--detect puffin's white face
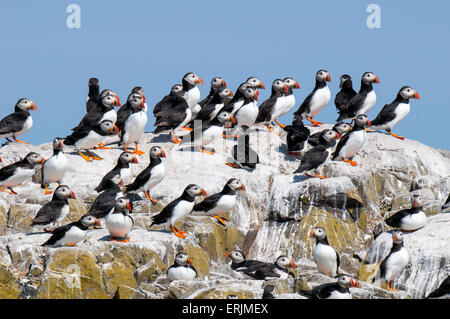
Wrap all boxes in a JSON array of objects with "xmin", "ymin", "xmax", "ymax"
[
  {"xmin": 393, "ymin": 231, "xmax": 404, "ymax": 244},
  {"xmin": 219, "ymin": 88, "xmax": 233, "ymax": 99},
  {"xmin": 99, "ymin": 120, "xmax": 119, "ymax": 134},
  {"xmin": 399, "ymin": 86, "xmax": 420, "ymax": 100},
  {"xmin": 354, "ymin": 114, "xmax": 371, "ymax": 128},
  {"xmin": 283, "ymin": 77, "xmax": 300, "ymax": 89},
  {"xmin": 80, "ymin": 215, "xmax": 100, "ymax": 227},
  {"xmin": 54, "ymin": 185, "xmax": 76, "ymax": 200},
  {"xmin": 227, "ymin": 178, "xmax": 246, "ymax": 191},
  {"xmin": 309, "ymin": 227, "xmax": 326, "ymax": 240},
  {"xmin": 338, "ymin": 275, "xmax": 361, "ymax": 288},
  {"xmin": 275, "ymin": 256, "xmax": 297, "ymax": 269},
  {"xmin": 273, "ymin": 79, "xmax": 288, "ymax": 93},
  {"xmin": 115, "ymin": 197, "xmax": 131, "ymax": 212},
  {"xmin": 16, "ymin": 98, "xmax": 37, "ymax": 111},
  {"xmin": 171, "ymin": 84, "xmax": 184, "ymax": 96},
  {"xmin": 334, "ymin": 123, "xmax": 352, "ymax": 135},
  {"xmin": 174, "ymin": 252, "xmax": 192, "ymax": 266},
  {"xmin": 119, "ymin": 152, "xmax": 138, "ymax": 164},
  {"xmin": 323, "ymin": 130, "xmax": 339, "ymax": 142},
  {"xmin": 100, "ymin": 89, "xmax": 114, "ymax": 99},
  {"xmin": 316, "ymin": 70, "xmax": 331, "ymax": 82},
  {"xmin": 242, "ymin": 87, "xmax": 257, "ymax": 101},
  {"xmin": 149, "ymin": 146, "xmax": 166, "ymax": 159},
  {"xmin": 186, "ymin": 184, "xmax": 206, "ymax": 197},
  {"xmin": 362, "ymin": 72, "xmax": 380, "ymax": 84},
  {"xmin": 211, "ymin": 77, "xmax": 226, "ymax": 89},
  {"xmin": 102, "ymin": 94, "xmax": 119, "ymax": 107},
  {"xmin": 128, "ymin": 93, "xmax": 145, "ymax": 109},
  {"xmin": 52, "ymin": 138, "xmax": 64, "ymax": 151},
  {"xmin": 226, "ymin": 251, "xmax": 245, "ymax": 263},
  {"xmin": 217, "ymin": 111, "xmax": 236, "ymax": 124},
  {"xmin": 184, "ymin": 73, "xmax": 203, "ymax": 85},
  {"xmin": 26, "ymin": 152, "xmax": 45, "ymax": 165},
  {"xmin": 246, "ymin": 77, "xmax": 265, "ymax": 89}
]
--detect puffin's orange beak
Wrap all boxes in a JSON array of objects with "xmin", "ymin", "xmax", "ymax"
[
  {"xmin": 367, "ymin": 119, "xmax": 372, "ymax": 127},
  {"xmin": 373, "ymin": 75, "xmax": 380, "ymax": 83},
  {"xmin": 221, "ymin": 79, "xmax": 227, "ymax": 87},
  {"xmin": 225, "ymin": 251, "xmax": 232, "ymax": 257},
  {"xmin": 259, "ymin": 81, "xmax": 265, "ymax": 89},
  {"xmin": 231, "ymin": 115, "xmax": 236, "ymax": 124},
  {"xmin": 326, "ymin": 74, "xmax": 331, "ymax": 82},
  {"xmin": 95, "ymin": 219, "xmax": 101, "ymax": 227},
  {"xmin": 160, "ymin": 150, "xmax": 166, "ymax": 158},
  {"xmin": 0, "ymin": 158, "xmax": 2, "ymax": 163},
  {"xmin": 201, "ymin": 188, "xmax": 207, "ymax": 196},
  {"xmin": 69, "ymin": 191, "xmax": 76, "ymax": 199},
  {"xmin": 240, "ymin": 184, "xmax": 246, "ymax": 191},
  {"xmin": 131, "ymin": 156, "xmax": 138, "ymax": 164},
  {"xmin": 290, "ymin": 260, "xmax": 297, "ymax": 268},
  {"xmin": 41, "ymin": 157, "xmax": 46, "ymax": 165},
  {"xmin": 127, "ymin": 202, "xmax": 132, "ymax": 211},
  {"xmin": 112, "ymin": 124, "xmax": 119, "ymax": 133},
  {"xmin": 29, "ymin": 102, "xmax": 38, "ymax": 111},
  {"xmin": 413, "ymin": 91, "xmax": 420, "ymax": 99},
  {"xmin": 309, "ymin": 230, "xmax": 315, "ymax": 238},
  {"xmin": 294, "ymin": 81, "xmax": 300, "ymax": 89},
  {"xmin": 188, "ymin": 257, "xmax": 193, "ymax": 265},
  {"xmin": 196, "ymin": 77, "xmax": 204, "ymax": 85}
]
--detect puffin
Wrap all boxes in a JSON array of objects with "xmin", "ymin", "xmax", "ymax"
[
  {"xmin": 283, "ymin": 118, "xmax": 310, "ymax": 156},
  {"xmin": 179, "ymin": 111, "xmax": 236, "ymax": 155},
  {"xmin": 95, "ymin": 151, "xmax": 138, "ymax": 193},
  {"xmin": 226, "ymin": 126, "xmax": 260, "ymax": 169},
  {"xmin": 276, "ymin": 77, "xmax": 301, "ymax": 128},
  {"xmin": 425, "ymin": 276, "xmax": 450, "ymax": 299},
  {"xmin": 192, "ymin": 178, "xmax": 246, "ymax": 225},
  {"xmin": 337, "ymin": 72, "xmax": 380, "ymax": 121},
  {"xmin": 105, "ymin": 197, "xmax": 134, "ymax": 242},
  {"xmin": 199, "ymin": 77, "xmax": 227, "ymax": 107},
  {"xmin": 373, "ymin": 231, "xmax": 408, "ymax": 291},
  {"xmin": 148, "ymin": 184, "xmax": 206, "ymax": 238},
  {"xmin": 153, "ymin": 84, "xmax": 184, "ymax": 118},
  {"xmin": 307, "ymin": 122, "xmax": 351, "ymax": 147},
  {"xmin": 31, "ymin": 185, "xmax": 76, "ymax": 232},
  {"xmin": 0, "ymin": 152, "xmax": 45, "ymax": 195},
  {"xmin": 294, "ymin": 130, "xmax": 339, "ymax": 179},
  {"xmin": 293, "ymin": 70, "xmax": 332, "ymax": 126},
  {"xmin": 85, "ymin": 77, "xmax": 100, "ymax": 113},
  {"xmin": 255, "ymin": 79, "xmax": 288, "ymax": 133},
  {"xmin": 370, "ymin": 86, "xmax": 420, "ymax": 140},
  {"xmin": 192, "ymin": 88, "xmax": 234, "ymax": 123},
  {"xmin": 442, "ymin": 194, "xmax": 450, "ymax": 211},
  {"xmin": 167, "ymin": 252, "xmax": 197, "ymax": 281},
  {"xmin": 225, "ymin": 250, "xmax": 267, "ymax": 279},
  {"xmin": 125, "ymin": 146, "xmax": 166, "ymax": 203},
  {"xmin": 41, "ymin": 137, "xmax": 68, "ymax": 194},
  {"xmin": 117, "ymin": 92, "xmax": 148, "ymax": 155},
  {"xmin": 309, "ymin": 227, "xmax": 340, "ymax": 277},
  {"xmin": 63, "ymin": 119, "xmax": 119, "ymax": 162},
  {"xmin": 384, "ymin": 194, "xmax": 427, "ymax": 231},
  {"xmin": 85, "ymin": 175, "xmax": 124, "ymax": 225},
  {"xmin": 299, "ymin": 275, "xmax": 361, "ymax": 299},
  {"xmin": 130, "ymin": 86, "xmax": 147, "ymax": 112},
  {"xmin": 231, "ymin": 86, "xmax": 259, "ymax": 132},
  {"xmin": 221, "ymin": 77, "xmax": 264, "ymax": 116},
  {"xmin": 41, "ymin": 215, "xmax": 100, "ymax": 247},
  {"xmin": 153, "ymin": 87, "xmax": 192, "ymax": 144},
  {"xmin": 332, "ymin": 114, "xmax": 371, "ymax": 166},
  {"xmin": 0, "ymin": 98, "xmax": 38, "ymax": 144},
  {"xmin": 238, "ymin": 255, "xmax": 297, "ymax": 280},
  {"xmin": 182, "ymin": 72, "xmax": 204, "ymax": 118},
  {"xmin": 262, "ymin": 285, "xmax": 276, "ymax": 299},
  {"xmin": 334, "ymin": 74, "xmax": 357, "ymax": 113}
]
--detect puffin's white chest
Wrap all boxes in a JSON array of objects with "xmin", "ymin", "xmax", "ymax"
[
  {"xmin": 235, "ymin": 101, "xmax": 258, "ymax": 127},
  {"xmin": 54, "ymin": 226, "xmax": 87, "ymax": 246},
  {"xmin": 327, "ymin": 290, "xmax": 352, "ymax": 299},
  {"xmin": 169, "ymin": 200, "xmax": 195, "ymax": 224},
  {"xmin": 123, "ymin": 111, "xmax": 148, "ymax": 144},
  {"xmin": 186, "ymin": 87, "xmax": 201, "ymax": 109},
  {"xmin": 101, "ymin": 109, "xmax": 117, "ymax": 124},
  {"xmin": 230, "ymin": 100, "xmax": 245, "ymax": 115},
  {"xmin": 43, "ymin": 152, "xmax": 68, "ymax": 184},
  {"xmin": 199, "ymin": 125, "xmax": 223, "ymax": 146},
  {"xmin": 313, "ymin": 243, "xmax": 338, "ymax": 277},
  {"xmin": 167, "ymin": 266, "xmax": 196, "ymax": 281},
  {"xmin": 358, "ymin": 90, "xmax": 377, "ymax": 115},
  {"xmin": 75, "ymin": 130, "xmax": 105, "ymax": 150},
  {"xmin": 337, "ymin": 129, "xmax": 367, "ymax": 160},
  {"xmin": 1, "ymin": 167, "xmax": 35, "ymax": 187},
  {"xmin": 308, "ymin": 86, "xmax": 331, "ymax": 117},
  {"xmin": 174, "ymin": 108, "xmax": 192, "ymax": 132},
  {"xmin": 105, "ymin": 212, "xmax": 134, "ymax": 238},
  {"xmin": 206, "ymin": 194, "xmax": 237, "ymax": 215},
  {"xmin": 279, "ymin": 94, "xmax": 295, "ymax": 117},
  {"xmin": 142, "ymin": 163, "xmax": 165, "ymax": 191},
  {"xmin": 15, "ymin": 116, "xmax": 33, "ymax": 137},
  {"xmin": 400, "ymin": 211, "xmax": 427, "ymax": 231},
  {"xmin": 390, "ymin": 103, "xmax": 410, "ymax": 127},
  {"xmin": 384, "ymin": 248, "xmax": 408, "ymax": 282}
]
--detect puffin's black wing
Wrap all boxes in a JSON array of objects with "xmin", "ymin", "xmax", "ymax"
[
  {"xmin": 244, "ymin": 264, "xmax": 280, "ymax": 280},
  {"xmin": 255, "ymin": 97, "xmax": 276, "ymax": 123},
  {"xmin": 334, "ymin": 90, "xmax": 356, "ymax": 112},
  {"xmin": 295, "ymin": 147, "xmax": 328, "ymax": 173},
  {"xmin": 125, "ymin": 166, "xmax": 151, "ymax": 193},
  {"xmin": 337, "ymin": 94, "xmax": 365, "ymax": 119},
  {"xmin": 331, "ymin": 132, "xmax": 351, "ymax": 160},
  {"xmin": 63, "ymin": 127, "xmax": 91, "ymax": 146},
  {"xmin": 384, "ymin": 209, "xmax": 411, "ymax": 228},
  {"xmin": 425, "ymin": 276, "xmax": 450, "ymax": 299},
  {"xmin": 0, "ymin": 112, "xmax": 28, "ymax": 134},
  {"xmin": 0, "ymin": 164, "xmax": 20, "ymax": 182},
  {"xmin": 41, "ymin": 223, "xmax": 74, "ymax": 246},
  {"xmin": 95, "ymin": 168, "xmax": 121, "ymax": 192},
  {"xmin": 192, "ymin": 193, "xmax": 222, "ymax": 212},
  {"xmin": 31, "ymin": 201, "xmax": 66, "ymax": 225},
  {"xmin": 294, "ymin": 91, "xmax": 315, "ymax": 118},
  {"xmin": 307, "ymin": 131, "xmax": 322, "ymax": 147},
  {"xmin": 150, "ymin": 198, "xmax": 183, "ymax": 226},
  {"xmin": 371, "ymin": 102, "xmax": 398, "ymax": 127},
  {"xmin": 87, "ymin": 190, "xmax": 118, "ymax": 218},
  {"xmin": 153, "ymin": 94, "xmax": 176, "ymax": 116},
  {"xmin": 72, "ymin": 110, "xmax": 105, "ymax": 131},
  {"xmin": 301, "ymin": 282, "xmax": 340, "ymax": 299},
  {"xmin": 116, "ymin": 104, "xmax": 132, "ymax": 132},
  {"xmin": 154, "ymin": 103, "xmax": 189, "ymax": 132}
]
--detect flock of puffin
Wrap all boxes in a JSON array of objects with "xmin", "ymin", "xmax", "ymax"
[{"xmin": 0, "ymin": 70, "xmax": 448, "ymax": 299}]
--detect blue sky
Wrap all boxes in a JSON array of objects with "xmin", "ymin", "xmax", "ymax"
[{"xmin": 0, "ymin": 0, "xmax": 449, "ymax": 149}]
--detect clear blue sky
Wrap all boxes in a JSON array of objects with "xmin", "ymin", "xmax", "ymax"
[{"xmin": 0, "ymin": 0, "xmax": 449, "ymax": 149}]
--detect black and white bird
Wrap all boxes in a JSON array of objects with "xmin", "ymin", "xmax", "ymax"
[
  {"xmin": 0, "ymin": 152, "xmax": 45, "ymax": 195},
  {"xmin": 105, "ymin": 197, "xmax": 134, "ymax": 243},
  {"xmin": 283, "ymin": 118, "xmax": 310, "ymax": 156},
  {"xmin": 385, "ymin": 194, "xmax": 427, "ymax": 231},
  {"xmin": 294, "ymin": 130, "xmax": 339, "ymax": 179},
  {"xmin": 125, "ymin": 146, "xmax": 166, "ymax": 203},
  {"xmin": 182, "ymin": 72, "xmax": 204, "ymax": 118},
  {"xmin": 0, "ymin": 98, "xmax": 38, "ymax": 144},
  {"xmin": 332, "ymin": 114, "xmax": 371, "ymax": 166},
  {"xmin": 337, "ymin": 72, "xmax": 380, "ymax": 121},
  {"xmin": 41, "ymin": 138, "xmax": 68, "ymax": 195},
  {"xmin": 85, "ymin": 175, "xmax": 124, "ymax": 225},
  {"xmin": 255, "ymin": 79, "xmax": 288, "ymax": 133},
  {"xmin": 193, "ymin": 88, "xmax": 234, "ymax": 123},
  {"xmin": 237, "ymin": 255, "xmax": 297, "ymax": 280},
  {"xmin": 225, "ymin": 250, "xmax": 267, "ymax": 279},
  {"xmin": 148, "ymin": 184, "xmax": 206, "ymax": 239},
  {"xmin": 442, "ymin": 194, "xmax": 450, "ymax": 211},
  {"xmin": 221, "ymin": 77, "xmax": 265, "ymax": 116},
  {"xmin": 179, "ymin": 111, "xmax": 236, "ymax": 154},
  {"xmin": 370, "ymin": 86, "xmax": 420, "ymax": 140},
  {"xmin": 192, "ymin": 178, "xmax": 246, "ymax": 226},
  {"xmin": 307, "ymin": 122, "xmax": 351, "ymax": 148},
  {"xmin": 425, "ymin": 276, "xmax": 450, "ymax": 299},
  {"xmin": 167, "ymin": 252, "xmax": 197, "ymax": 281},
  {"xmin": 199, "ymin": 77, "xmax": 227, "ymax": 107},
  {"xmin": 63, "ymin": 120, "xmax": 119, "ymax": 162},
  {"xmin": 231, "ymin": 87, "xmax": 259, "ymax": 133},
  {"xmin": 85, "ymin": 77, "xmax": 100, "ymax": 113},
  {"xmin": 276, "ymin": 77, "xmax": 301, "ymax": 128},
  {"xmin": 31, "ymin": 185, "xmax": 76, "ymax": 232},
  {"xmin": 334, "ymin": 74, "xmax": 357, "ymax": 113},
  {"xmin": 373, "ymin": 231, "xmax": 408, "ymax": 291},
  {"xmin": 293, "ymin": 70, "xmax": 332, "ymax": 126},
  {"xmin": 95, "ymin": 151, "xmax": 138, "ymax": 193},
  {"xmin": 226, "ymin": 126, "xmax": 259, "ymax": 169},
  {"xmin": 309, "ymin": 227, "xmax": 340, "ymax": 277},
  {"xmin": 41, "ymin": 215, "xmax": 100, "ymax": 247},
  {"xmin": 117, "ymin": 92, "xmax": 148, "ymax": 155},
  {"xmin": 153, "ymin": 84, "xmax": 184, "ymax": 118},
  {"xmin": 299, "ymin": 275, "xmax": 361, "ymax": 299}
]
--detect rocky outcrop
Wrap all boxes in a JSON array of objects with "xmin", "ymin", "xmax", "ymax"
[{"xmin": 0, "ymin": 125, "xmax": 448, "ymax": 299}]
